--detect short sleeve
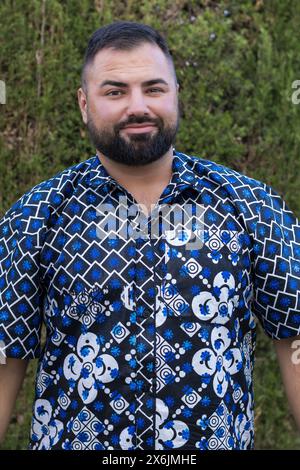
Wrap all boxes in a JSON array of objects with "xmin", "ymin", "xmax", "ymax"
[
  {"xmin": 251, "ymin": 185, "xmax": 300, "ymax": 339},
  {"xmin": 0, "ymin": 199, "xmax": 44, "ymax": 359}
]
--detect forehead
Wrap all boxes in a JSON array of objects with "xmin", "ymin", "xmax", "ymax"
[{"xmin": 87, "ymin": 43, "xmax": 173, "ymax": 83}]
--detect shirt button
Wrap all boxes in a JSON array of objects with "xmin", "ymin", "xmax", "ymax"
[
  {"xmin": 143, "ymin": 308, "xmax": 152, "ymax": 318},
  {"xmin": 142, "ymin": 381, "xmax": 152, "ymax": 392}
]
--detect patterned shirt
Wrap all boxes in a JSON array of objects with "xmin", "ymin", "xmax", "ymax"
[{"xmin": 0, "ymin": 149, "xmax": 299, "ymax": 450}]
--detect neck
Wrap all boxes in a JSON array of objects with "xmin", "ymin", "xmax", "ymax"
[{"xmin": 96, "ymin": 147, "xmax": 174, "ymax": 188}]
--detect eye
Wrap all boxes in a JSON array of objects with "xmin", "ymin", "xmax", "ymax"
[
  {"xmin": 106, "ymin": 90, "xmax": 124, "ymax": 96},
  {"xmin": 147, "ymin": 88, "xmax": 164, "ymax": 93}
]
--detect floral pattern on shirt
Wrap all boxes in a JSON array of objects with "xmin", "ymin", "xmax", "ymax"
[{"xmin": 0, "ymin": 149, "xmax": 299, "ymax": 450}]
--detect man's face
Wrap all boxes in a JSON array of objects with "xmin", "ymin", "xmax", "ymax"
[{"xmin": 78, "ymin": 42, "xmax": 179, "ymax": 166}]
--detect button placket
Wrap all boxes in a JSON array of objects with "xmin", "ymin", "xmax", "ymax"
[{"xmin": 133, "ymin": 229, "xmax": 156, "ymax": 449}]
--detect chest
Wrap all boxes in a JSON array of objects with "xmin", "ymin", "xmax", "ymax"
[{"xmin": 40, "ymin": 187, "xmax": 254, "ymax": 337}]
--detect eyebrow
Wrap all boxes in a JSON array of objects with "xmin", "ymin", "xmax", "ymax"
[{"xmin": 99, "ymin": 78, "xmax": 169, "ymax": 88}]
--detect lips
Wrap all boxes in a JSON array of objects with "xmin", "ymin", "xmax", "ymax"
[{"xmin": 122, "ymin": 123, "xmax": 157, "ymax": 133}]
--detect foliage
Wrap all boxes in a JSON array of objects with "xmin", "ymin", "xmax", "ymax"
[{"xmin": 0, "ymin": 0, "xmax": 299, "ymax": 449}]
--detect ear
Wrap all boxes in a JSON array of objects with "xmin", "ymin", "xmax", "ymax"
[{"xmin": 78, "ymin": 87, "xmax": 88, "ymax": 124}]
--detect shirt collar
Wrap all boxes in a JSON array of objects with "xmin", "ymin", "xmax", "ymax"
[
  {"xmin": 85, "ymin": 148, "xmax": 202, "ymax": 193},
  {"xmin": 170, "ymin": 149, "xmax": 201, "ymax": 191}
]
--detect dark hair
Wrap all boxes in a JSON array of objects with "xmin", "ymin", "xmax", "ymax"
[{"xmin": 81, "ymin": 21, "xmax": 177, "ymax": 91}]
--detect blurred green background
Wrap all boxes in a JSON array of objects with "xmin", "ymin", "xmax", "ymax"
[{"xmin": 0, "ymin": 0, "xmax": 300, "ymax": 450}]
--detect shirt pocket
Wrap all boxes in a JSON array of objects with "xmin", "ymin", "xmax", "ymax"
[{"xmin": 158, "ymin": 228, "xmax": 249, "ymax": 325}]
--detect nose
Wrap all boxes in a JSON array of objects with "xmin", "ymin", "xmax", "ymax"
[{"xmin": 125, "ymin": 89, "xmax": 150, "ymax": 117}]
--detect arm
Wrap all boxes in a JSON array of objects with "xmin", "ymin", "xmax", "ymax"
[
  {"xmin": 0, "ymin": 358, "xmax": 29, "ymax": 443},
  {"xmin": 274, "ymin": 336, "xmax": 300, "ymax": 431}
]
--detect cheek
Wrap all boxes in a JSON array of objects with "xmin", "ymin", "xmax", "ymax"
[
  {"xmin": 159, "ymin": 105, "xmax": 178, "ymax": 126},
  {"xmin": 89, "ymin": 101, "xmax": 123, "ymax": 126},
  {"xmin": 154, "ymin": 97, "xmax": 178, "ymax": 119}
]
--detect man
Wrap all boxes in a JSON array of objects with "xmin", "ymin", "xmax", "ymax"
[{"xmin": 0, "ymin": 21, "xmax": 299, "ymax": 451}]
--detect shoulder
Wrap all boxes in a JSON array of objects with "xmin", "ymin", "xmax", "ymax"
[
  {"xmin": 2, "ymin": 156, "xmax": 97, "ymax": 221},
  {"xmin": 0, "ymin": 156, "xmax": 98, "ymax": 242},
  {"xmin": 177, "ymin": 150, "xmax": 270, "ymax": 204}
]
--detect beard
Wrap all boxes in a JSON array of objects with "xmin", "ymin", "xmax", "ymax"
[{"xmin": 86, "ymin": 109, "xmax": 179, "ymax": 166}]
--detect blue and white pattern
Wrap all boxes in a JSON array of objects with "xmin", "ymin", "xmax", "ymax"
[{"xmin": 0, "ymin": 149, "xmax": 299, "ymax": 450}]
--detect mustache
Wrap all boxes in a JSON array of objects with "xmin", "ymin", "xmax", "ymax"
[{"xmin": 116, "ymin": 116, "xmax": 162, "ymax": 131}]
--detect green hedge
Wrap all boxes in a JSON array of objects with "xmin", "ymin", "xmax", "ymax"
[{"xmin": 0, "ymin": 0, "xmax": 299, "ymax": 449}]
